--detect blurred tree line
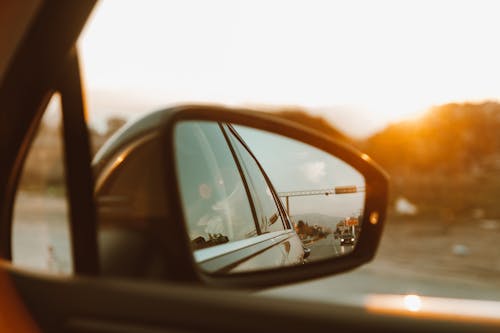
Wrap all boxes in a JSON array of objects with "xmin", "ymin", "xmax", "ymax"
[
  {"xmin": 362, "ymin": 102, "xmax": 500, "ymax": 176},
  {"xmin": 18, "ymin": 116, "xmax": 127, "ymax": 193},
  {"xmin": 295, "ymin": 220, "xmax": 330, "ymax": 240},
  {"xmin": 21, "ymin": 103, "xmax": 500, "ymax": 221},
  {"xmin": 273, "ymin": 103, "xmax": 500, "ymax": 221}
]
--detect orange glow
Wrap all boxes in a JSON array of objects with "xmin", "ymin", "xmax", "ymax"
[
  {"xmin": 0, "ymin": 268, "xmax": 40, "ymax": 332},
  {"xmin": 365, "ymin": 294, "xmax": 500, "ymax": 325},
  {"xmin": 369, "ymin": 212, "xmax": 379, "ymax": 225}
]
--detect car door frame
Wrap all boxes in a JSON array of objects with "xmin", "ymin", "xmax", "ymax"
[
  {"xmin": 222, "ymin": 123, "xmax": 293, "ymax": 231},
  {"xmin": 0, "ymin": 0, "xmax": 99, "ymax": 273},
  {"xmin": 0, "ymin": 1, "xmax": 498, "ymax": 333},
  {"xmin": 178, "ymin": 120, "xmax": 300, "ymax": 274}
]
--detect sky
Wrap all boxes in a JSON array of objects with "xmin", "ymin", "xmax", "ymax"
[
  {"xmin": 235, "ymin": 125, "xmax": 365, "ymax": 219},
  {"xmin": 78, "ymin": 0, "xmax": 500, "ymax": 137}
]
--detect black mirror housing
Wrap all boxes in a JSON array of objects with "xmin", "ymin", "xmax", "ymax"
[{"xmin": 156, "ymin": 104, "xmax": 389, "ymax": 289}]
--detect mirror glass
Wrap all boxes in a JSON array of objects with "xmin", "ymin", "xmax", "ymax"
[{"xmin": 174, "ymin": 121, "xmax": 366, "ymax": 274}]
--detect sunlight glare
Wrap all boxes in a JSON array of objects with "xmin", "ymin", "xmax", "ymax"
[
  {"xmin": 78, "ymin": 0, "xmax": 500, "ymax": 137},
  {"xmin": 404, "ymin": 295, "xmax": 422, "ymax": 312}
]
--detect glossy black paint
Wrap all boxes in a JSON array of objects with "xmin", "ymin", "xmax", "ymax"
[
  {"xmin": 92, "ymin": 106, "xmax": 388, "ymax": 287},
  {"xmin": 158, "ymin": 105, "xmax": 390, "ymax": 288}
]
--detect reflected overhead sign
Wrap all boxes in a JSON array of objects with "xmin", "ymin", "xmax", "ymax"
[{"xmin": 278, "ymin": 186, "xmax": 365, "ymax": 198}]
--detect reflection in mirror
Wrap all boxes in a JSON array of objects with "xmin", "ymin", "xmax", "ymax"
[{"xmin": 175, "ymin": 121, "xmax": 366, "ymax": 274}]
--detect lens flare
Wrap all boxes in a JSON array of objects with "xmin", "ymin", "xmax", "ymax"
[{"xmin": 404, "ymin": 295, "xmax": 422, "ymax": 312}]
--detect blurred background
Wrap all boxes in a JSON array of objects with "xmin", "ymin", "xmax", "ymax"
[{"xmin": 15, "ymin": 0, "xmax": 500, "ymax": 299}]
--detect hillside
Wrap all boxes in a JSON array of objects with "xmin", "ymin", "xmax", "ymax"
[
  {"xmin": 361, "ymin": 102, "xmax": 500, "ymax": 220},
  {"xmin": 20, "ymin": 102, "xmax": 500, "ymax": 221},
  {"xmin": 290, "ymin": 213, "xmax": 343, "ymax": 230},
  {"xmin": 275, "ymin": 102, "xmax": 500, "ymax": 221},
  {"xmin": 363, "ymin": 102, "xmax": 500, "ymax": 175},
  {"xmin": 267, "ymin": 108, "xmax": 352, "ymax": 144}
]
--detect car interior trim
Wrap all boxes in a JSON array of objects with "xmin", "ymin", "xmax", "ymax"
[{"xmin": 94, "ymin": 132, "xmax": 158, "ymax": 192}]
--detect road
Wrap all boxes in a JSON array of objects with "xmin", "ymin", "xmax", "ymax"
[
  {"xmin": 306, "ymin": 235, "xmax": 354, "ymax": 262},
  {"xmin": 13, "ymin": 193, "xmax": 500, "ymax": 306},
  {"xmin": 264, "ymin": 220, "xmax": 500, "ymax": 306},
  {"xmin": 263, "ymin": 259, "xmax": 500, "ymax": 307}
]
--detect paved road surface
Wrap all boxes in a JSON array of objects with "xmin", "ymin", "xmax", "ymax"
[
  {"xmin": 13, "ymin": 193, "xmax": 500, "ymax": 307},
  {"xmin": 262, "ymin": 261, "xmax": 500, "ymax": 306},
  {"xmin": 307, "ymin": 235, "xmax": 354, "ymax": 262}
]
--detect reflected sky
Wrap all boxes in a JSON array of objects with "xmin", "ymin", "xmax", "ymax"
[{"xmin": 235, "ymin": 125, "xmax": 364, "ymax": 219}]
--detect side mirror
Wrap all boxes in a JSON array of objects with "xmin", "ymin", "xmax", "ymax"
[{"xmin": 161, "ymin": 105, "xmax": 389, "ymax": 288}]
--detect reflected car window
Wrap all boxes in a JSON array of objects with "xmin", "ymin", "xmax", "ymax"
[
  {"xmin": 225, "ymin": 126, "xmax": 286, "ymax": 233},
  {"xmin": 175, "ymin": 121, "xmax": 257, "ymax": 249}
]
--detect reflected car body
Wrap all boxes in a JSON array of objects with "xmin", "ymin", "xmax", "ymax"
[
  {"xmin": 92, "ymin": 112, "xmax": 305, "ymax": 275},
  {"xmin": 195, "ymin": 230, "xmax": 305, "ymax": 273}
]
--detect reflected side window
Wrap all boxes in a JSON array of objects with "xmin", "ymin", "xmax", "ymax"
[
  {"xmin": 175, "ymin": 121, "xmax": 257, "ymax": 250},
  {"xmin": 224, "ymin": 126, "xmax": 286, "ymax": 233},
  {"xmin": 96, "ymin": 135, "xmax": 168, "ymax": 278}
]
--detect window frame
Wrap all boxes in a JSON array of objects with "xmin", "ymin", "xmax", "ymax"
[
  {"xmin": 222, "ymin": 124, "xmax": 291, "ymax": 231},
  {"xmin": 175, "ymin": 121, "xmax": 261, "ymax": 246},
  {"xmin": 215, "ymin": 122, "xmax": 263, "ymax": 236},
  {"xmin": 0, "ymin": 0, "xmax": 98, "ymax": 276}
]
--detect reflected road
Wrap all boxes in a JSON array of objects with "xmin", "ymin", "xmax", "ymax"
[{"xmin": 307, "ymin": 234, "xmax": 354, "ymax": 261}]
